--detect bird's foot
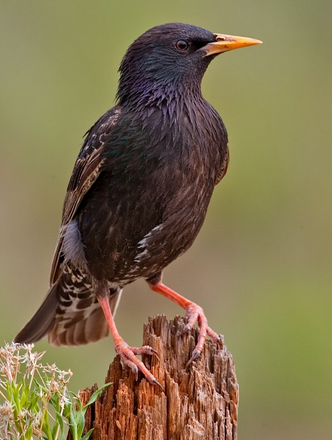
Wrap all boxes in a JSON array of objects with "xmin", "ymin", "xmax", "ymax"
[
  {"xmin": 147, "ymin": 280, "xmax": 222, "ymax": 368},
  {"xmin": 181, "ymin": 303, "xmax": 222, "ymax": 366},
  {"xmin": 114, "ymin": 339, "xmax": 162, "ymax": 388}
]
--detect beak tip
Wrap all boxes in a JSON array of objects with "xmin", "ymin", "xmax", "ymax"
[{"xmin": 240, "ymin": 38, "xmax": 263, "ymax": 47}]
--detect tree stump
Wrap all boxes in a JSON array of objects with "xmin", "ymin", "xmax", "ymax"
[{"xmin": 71, "ymin": 315, "xmax": 238, "ymax": 440}]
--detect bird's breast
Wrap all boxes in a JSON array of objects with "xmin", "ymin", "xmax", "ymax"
[{"xmin": 78, "ymin": 104, "xmax": 227, "ymax": 282}]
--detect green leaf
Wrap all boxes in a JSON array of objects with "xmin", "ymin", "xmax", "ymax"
[
  {"xmin": 75, "ymin": 410, "xmax": 86, "ymax": 439},
  {"xmin": 41, "ymin": 407, "xmax": 53, "ymax": 440},
  {"xmin": 26, "ymin": 424, "xmax": 33, "ymax": 439},
  {"xmin": 83, "ymin": 382, "xmax": 112, "ymax": 410},
  {"xmin": 81, "ymin": 428, "xmax": 94, "ymax": 440},
  {"xmin": 55, "ymin": 410, "xmax": 65, "ymax": 432}
]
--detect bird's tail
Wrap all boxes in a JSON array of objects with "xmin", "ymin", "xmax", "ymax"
[
  {"xmin": 14, "ymin": 283, "xmax": 60, "ymax": 344},
  {"xmin": 14, "ymin": 268, "xmax": 122, "ymax": 346}
]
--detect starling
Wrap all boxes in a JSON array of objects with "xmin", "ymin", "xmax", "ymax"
[{"xmin": 15, "ymin": 23, "xmax": 261, "ymax": 386}]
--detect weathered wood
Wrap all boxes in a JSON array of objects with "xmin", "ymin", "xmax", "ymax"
[{"xmin": 70, "ymin": 315, "xmax": 238, "ymax": 440}]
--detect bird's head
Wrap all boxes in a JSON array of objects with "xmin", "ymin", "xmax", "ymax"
[{"xmin": 116, "ymin": 23, "xmax": 261, "ymax": 108}]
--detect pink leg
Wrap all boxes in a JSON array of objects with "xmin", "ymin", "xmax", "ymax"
[
  {"xmin": 148, "ymin": 281, "xmax": 221, "ymax": 364},
  {"xmin": 98, "ymin": 296, "xmax": 161, "ymax": 388}
]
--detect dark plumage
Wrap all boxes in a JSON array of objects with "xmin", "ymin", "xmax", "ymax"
[{"xmin": 15, "ymin": 23, "xmax": 261, "ymax": 385}]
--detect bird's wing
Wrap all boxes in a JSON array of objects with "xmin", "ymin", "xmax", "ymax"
[
  {"xmin": 14, "ymin": 107, "xmax": 123, "ymax": 345},
  {"xmin": 215, "ymin": 143, "xmax": 229, "ymax": 185},
  {"xmin": 50, "ymin": 106, "xmax": 122, "ymax": 285}
]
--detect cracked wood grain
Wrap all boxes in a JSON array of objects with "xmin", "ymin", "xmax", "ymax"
[{"xmin": 68, "ymin": 315, "xmax": 238, "ymax": 440}]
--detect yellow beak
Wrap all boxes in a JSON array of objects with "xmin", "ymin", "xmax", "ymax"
[{"xmin": 204, "ymin": 33, "xmax": 262, "ymax": 56}]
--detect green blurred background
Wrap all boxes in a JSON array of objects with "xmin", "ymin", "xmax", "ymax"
[{"xmin": 1, "ymin": 1, "xmax": 331, "ymax": 438}]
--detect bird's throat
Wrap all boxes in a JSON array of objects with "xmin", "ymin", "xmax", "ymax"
[{"xmin": 117, "ymin": 71, "xmax": 203, "ymax": 114}]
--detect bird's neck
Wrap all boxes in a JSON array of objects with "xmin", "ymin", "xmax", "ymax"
[{"xmin": 116, "ymin": 76, "xmax": 204, "ymax": 113}]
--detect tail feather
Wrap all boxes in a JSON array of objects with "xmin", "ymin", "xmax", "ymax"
[
  {"xmin": 48, "ymin": 289, "xmax": 122, "ymax": 346},
  {"xmin": 14, "ymin": 266, "xmax": 122, "ymax": 347},
  {"xmin": 14, "ymin": 284, "xmax": 59, "ymax": 344}
]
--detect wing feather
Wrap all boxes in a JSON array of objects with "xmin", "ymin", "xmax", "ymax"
[
  {"xmin": 49, "ymin": 106, "xmax": 121, "ymax": 284},
  {"xmin": 215, "ymin": 144, "xmax": 229, "ymax": 185}
]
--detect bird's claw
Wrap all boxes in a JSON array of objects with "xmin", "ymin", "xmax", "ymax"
[
  {"xmin": 179, "ymin": 323, "xmax": 191, "ymax": 336},
  {"xmin": 186, "ymin": 348, "xmax": 200, "ymax": 368},
  {"xmin": 149, "ymin": 376, "xmax": 164, "ymax": 391},
  {"xmin": 115, "ymin": 340, "xmax": 162, "ymax": 388},
  {"xmin": 182, "ymin": 302, "xmax": 221, "ymax": 367}
]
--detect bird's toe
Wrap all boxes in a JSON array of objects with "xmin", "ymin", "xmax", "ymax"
[{"xmin": 115, "ymin": 340, "xmax": 161, "ymax": 387}]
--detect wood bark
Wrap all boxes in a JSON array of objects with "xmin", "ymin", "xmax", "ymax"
[{"xmin": 70, "ymin": 315, "xmax": 238, "ymax": 440}]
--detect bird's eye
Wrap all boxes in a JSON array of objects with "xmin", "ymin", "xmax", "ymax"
[{"xmin": 176, "ymin": 40, "xmax": 189, "ymax": 51}]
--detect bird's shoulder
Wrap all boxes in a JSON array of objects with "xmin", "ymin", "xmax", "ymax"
[
  {"xmin": 61, "ymin": 106, "xmax": 122, "ymax": 221},
  {"xmin": 66, "ymin": 106, "xmax": 121, "ymax": 193}
]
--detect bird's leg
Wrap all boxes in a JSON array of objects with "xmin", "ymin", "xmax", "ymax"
[
  {"xmin": 147, "ymin": 275, "xmax": 222, "ymax": 365},
  {"xmin": 95, "ymin": 281, "xmax": 161, "ymax": 388}
]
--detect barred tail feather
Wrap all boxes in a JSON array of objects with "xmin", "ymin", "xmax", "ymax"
[
  {"xmin": 14, "ymin": 267, "xmax": 122, "ymax": 347},
  {"xmin": 48, "ymin": 289, "xmax": 122, "ymax": 346}
]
